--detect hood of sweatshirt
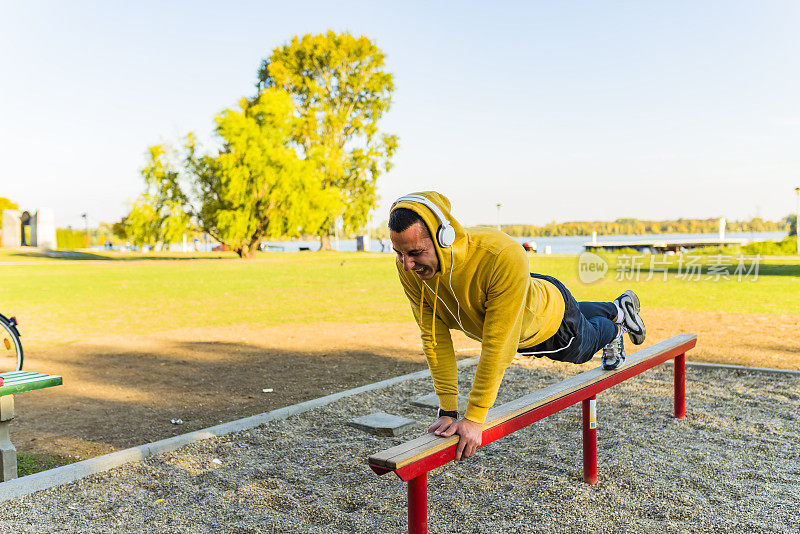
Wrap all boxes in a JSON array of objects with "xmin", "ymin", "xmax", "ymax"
[
  {"xmin": 390, "ymin": 191, "xmax": 465, "ymax": 279},
  {"xmin": 390, "ymin": 191, "xmax": 469, "ymax": 350}
]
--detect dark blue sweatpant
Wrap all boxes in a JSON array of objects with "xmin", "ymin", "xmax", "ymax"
[{"xmin": 519, "ymin": 274, "xmax": 618, "ymax": 364}]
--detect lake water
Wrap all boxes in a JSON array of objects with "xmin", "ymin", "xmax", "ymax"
[{"xmin": 263, "ymin": 231, "xmax": 788, "ymax": 255}]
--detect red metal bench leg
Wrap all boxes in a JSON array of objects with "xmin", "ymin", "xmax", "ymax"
[
  {"xmin": 582, "ymin": 395, "xmax": 597, "ymax": 485},
  {"xmin": 408, "ymin": 473, "xmax": 427, "ymax": 534},
  {"xmin": 674, "ymin": 353, "xmax": 686, "ymax": 419}
]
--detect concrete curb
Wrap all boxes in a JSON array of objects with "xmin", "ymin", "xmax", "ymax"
[
  {"xmin": 662, "ymin": 360, "xmax": 800, "ymax": 376},
  {"xmin": 0, "ymin": 357, "xmax": 479, "ymax": 502}
]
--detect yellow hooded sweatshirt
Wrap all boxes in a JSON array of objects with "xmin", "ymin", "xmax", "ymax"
[{"xmin": 392, "ymin": 191, "xmax": 565, "ymax": 424}]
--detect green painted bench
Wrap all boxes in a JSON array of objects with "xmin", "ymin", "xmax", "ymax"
[{"xmin": 0, "ymin": 371, "xmax": 63, "ymax": 481}]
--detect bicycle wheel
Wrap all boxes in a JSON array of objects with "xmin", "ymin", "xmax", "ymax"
[{"xmin": 0, "ymin": 317, "xmax": 23, "ymax": 372}]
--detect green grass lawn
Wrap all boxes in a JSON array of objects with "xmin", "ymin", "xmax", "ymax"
[
  {"xmin": 2, "ymin": 249, "xmax": 797, "ymax": 477},
  {"xmin": 530, "ymin": 254, "xmax": 800, "ymax": 315},
  {"xmin": 0, "ymin": 251, "xmax": 797, "ymax": 350}
]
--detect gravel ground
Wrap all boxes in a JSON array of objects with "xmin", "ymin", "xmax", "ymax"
[{"xmin": 1, "ymin": 358, "xmax": 798, "ymax": 533}]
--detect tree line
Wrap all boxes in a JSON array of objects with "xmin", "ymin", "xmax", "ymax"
[
  {"xmin": 2, "ymin": 195, "xmax": 795, "ymax": 250},
  {"xmin": 114, "ymin": 31, "xmax": 397, "ymax": 258},
  {"xmin": 495, "ymin": 216, "xmax": 794, "ymax": 237}
]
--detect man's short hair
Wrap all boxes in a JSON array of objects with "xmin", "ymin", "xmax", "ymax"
[{"xmin": 388, "ymin": 208, "xmax": 431, "ymax": 239}]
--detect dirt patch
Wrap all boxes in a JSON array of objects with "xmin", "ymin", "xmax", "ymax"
[
  {"xmin": 641, "ymin": 308, "xmax": 800, "ymax": 369},
  {"xmin": 11, "ymin": 322, "xmax": 479, "ymax": 464},
  {"xmin": 9, "ymin": 309, "xmax": 799, "ymax": 466}
]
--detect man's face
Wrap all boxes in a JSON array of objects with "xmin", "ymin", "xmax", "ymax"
[{"xmin": 390, "ymin": 221, "xmax": 439, "ymax": 280}]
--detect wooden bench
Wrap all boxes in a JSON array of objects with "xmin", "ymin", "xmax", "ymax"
[
  {"xmin": 368, "ymin": 334, "xmax": 697, "ymax": 534},
  {"xmin": 0, "ymin": 371, "xmax": 63, "ymax": 481}
]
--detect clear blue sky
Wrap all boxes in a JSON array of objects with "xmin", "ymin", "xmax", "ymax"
[{"xmin": 2, "ymin": 1, "xmax": 799, "ymax": 229}]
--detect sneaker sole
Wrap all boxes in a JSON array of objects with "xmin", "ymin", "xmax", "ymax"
[
  {"xmin": 622, "ymin": 289, "xmax": 640, "ymax": 312},
  {"xmin": 616, "ymin": 290, "xmax": 646, "ymax": 345}
]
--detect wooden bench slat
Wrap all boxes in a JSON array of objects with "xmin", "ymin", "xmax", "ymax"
[
  {"xmin": 0, "ymin": 373, "xmax": 63, "ymax": 396},
  {"xmin": 369, "ymin": 334, "xmax": 696, "ymax": 470},
  {"xmin": 0, "ymin": 371, "xmax": 39, "ymax": 379},
  {"xmin": 1, "ymin": 372, "xmax": 49, "ymax": 381},
  {"xmin": 3, "ymin": 377, "xmax": 53, "ymax": 388},
  {"xmin": 369, "ymin": 435, "xmax": 449, "ymax": 469},
  {"xmin": 0, "ymin": 371, "xmax": 57, "ymax": 380},
  {"xmin": 1, "ymin": 375, "xmax": 59, "ymax": 384},
  {"xmin": 0, "ymin": 371, "xmax": 45, "ymax": 378},
  {"xmin": 1, "ymin": 374, "xmax": 51, "ymax": 386}
]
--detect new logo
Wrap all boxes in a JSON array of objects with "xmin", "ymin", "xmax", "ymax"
[{"xmin": 578, "ymin": 252, "xmax": 608, "ymax": 283}]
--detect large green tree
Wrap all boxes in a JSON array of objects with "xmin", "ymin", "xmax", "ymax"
[
  {"xmin": 122, "ymin": 145, "xmax": 191, "ymax": 249},
  {"xmin": 257, "ymin": 31, "xmax": 398, "ymax": 249},
  {"xmin": 141, "ymin": 88, "xmax": 337, "ymax": 258},
  {"xmin": 185, "ymin": 88, "xmax": 338, "ymax": 257}
]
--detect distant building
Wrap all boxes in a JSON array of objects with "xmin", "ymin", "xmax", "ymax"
[{"xmin": 1, "ymin": 208, "xmax": 57, "ymax": 249}]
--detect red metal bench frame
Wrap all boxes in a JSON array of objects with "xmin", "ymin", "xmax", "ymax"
[{"xmin": 368, "ymin": 334, "xmax": 697, "ymax": 534}]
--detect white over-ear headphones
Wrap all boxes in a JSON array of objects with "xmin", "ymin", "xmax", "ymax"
[{"xmin": 394, "ymin": 194, "xmax": 456, "ymax": 248}]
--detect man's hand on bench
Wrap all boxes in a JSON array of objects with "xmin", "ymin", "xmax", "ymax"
[{"xmin": 428, "ymin": 417, "xmax": 483, "ymax": 461}]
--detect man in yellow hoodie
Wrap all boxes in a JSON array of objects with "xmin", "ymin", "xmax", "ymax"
[{"xmin": 389, "ymin": 192, "xmax": 646, "ymax": 461}]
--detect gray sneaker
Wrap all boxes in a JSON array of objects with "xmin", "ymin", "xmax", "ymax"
[
  {"xmin": 602, "ymin": 329, "xmax": 626, "ymax": 370},
  {"xmin": 614, "ymin": 290, "xmax": 646, "ymax": 345}
]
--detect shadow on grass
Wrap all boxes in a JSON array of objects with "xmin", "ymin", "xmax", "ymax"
[
  {"xmin": 12, "ymin": 340, "xmax": 428, "ymax": 466},
  {"xmin": 5, "ymin": 250, "xmax": 234, "ymax": 261},
  {"xmin": 7, "ymin": 250, "xmax": 112, "ymax": 261}
]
